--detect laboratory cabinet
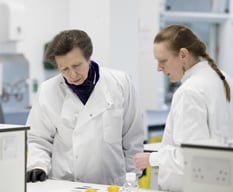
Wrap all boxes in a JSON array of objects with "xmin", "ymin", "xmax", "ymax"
[
  {"xmin": 0, "ymin": 1, "xmax": 25, "ymax": 42},
  {"xmin": 0, "ymin": 124, "xmax": 29, "ymax": 192}
]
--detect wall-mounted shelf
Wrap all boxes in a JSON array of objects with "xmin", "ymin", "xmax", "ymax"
[{"xmin": 161, "ymin": 11, "xmax": 230, "ymax": 23}]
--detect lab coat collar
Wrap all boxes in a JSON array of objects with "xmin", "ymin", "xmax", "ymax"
[{"xmin": 181, "ymin": 61, "xmax": 208, "ymax": 83}]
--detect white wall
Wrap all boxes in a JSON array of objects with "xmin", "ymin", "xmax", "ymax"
[
  {"xmin": 138, "ymin": 0, "xmax": 165, "ymax": 110},
  {"xmin": 109, "ymin": 0, "xmax": 138, "ymax": 84},
  {"xmin": 68, "ymin": 0, "xmax": 111, "ymax": 68},
  {"xmin": 69, "ymin": 0, "xmax": 139, "ymax": 85}
]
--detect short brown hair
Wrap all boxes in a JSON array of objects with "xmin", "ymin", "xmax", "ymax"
[{"xmin": 45, "ymin": 29, "xmax": 93, "ymax": 65}]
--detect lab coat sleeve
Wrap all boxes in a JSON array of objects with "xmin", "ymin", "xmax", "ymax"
[
  {"xmin": 151, "ymin": 88, "xmax": 210, "ymax": 192},
  {"xmin": 121, "ymin": 74, "xmax": 144, "ymax": 175},
  {"xmin": 26, "ymin": 88, "xmax": 56, "ymax": 174}
]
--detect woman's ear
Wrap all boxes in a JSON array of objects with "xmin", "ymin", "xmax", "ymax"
[{"xmin": 179, "ymin": 48, "xmax": 188, "ymax": 59}]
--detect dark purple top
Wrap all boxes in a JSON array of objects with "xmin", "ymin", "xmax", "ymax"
[{"xmin": 64, "ymin": 61, "xmax": 100, "ymax": 104}]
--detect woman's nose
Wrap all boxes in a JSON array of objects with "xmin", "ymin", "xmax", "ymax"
[
  {"xmin": 157, "ymin": 64, "xmax": 163, "ymax": 72},
  {"xmin": 69, "ymin": 69, "xmax": 77, "ymax": 77}
]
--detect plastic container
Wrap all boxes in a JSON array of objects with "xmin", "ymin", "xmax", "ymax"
[{"xmin": 123, "ymin": 172, "xmax": 139, "ymax": 192}]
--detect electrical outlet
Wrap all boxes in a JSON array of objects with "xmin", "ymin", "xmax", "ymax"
[{"xmin": 192, "ymin": 156, "xmax": 232, "ymax": 186}]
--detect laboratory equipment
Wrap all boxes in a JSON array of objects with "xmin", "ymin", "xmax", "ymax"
[
  {"xmin": 0, "ymin": 124, "xmax": 29, "ymax": 192},
  {"xmin": 0, "ymin": 53, "xmax": 29, "ymax": 124},
  {"xmin": 182, "ymin": 143, "xmax": 233, "ymax": 192}
]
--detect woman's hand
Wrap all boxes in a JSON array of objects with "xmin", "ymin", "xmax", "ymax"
[{"xmin": 133, "ymin": 152, "xmax": 151, "ymax": 170}]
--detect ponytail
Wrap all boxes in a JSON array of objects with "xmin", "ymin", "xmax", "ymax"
[{"xmin": 201, "ymin": 52, "xmax": 231, "ymax": 102}]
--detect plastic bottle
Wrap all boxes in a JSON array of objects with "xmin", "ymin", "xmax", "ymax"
[{"xmin": 123, "ymin": 172, "xmax": 139, "ymax": 192}]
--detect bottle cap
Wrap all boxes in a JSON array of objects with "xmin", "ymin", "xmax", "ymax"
[
  {"xmin": 107, "ymin": 185, "xmax": 120, "ymax": 192},
  {"xmin": 126, "ymin": 172, "xmax": 136, "ymax": 182},
  {"xmin": 86, "ymin": 189, "xmax": 97, "ymax": 192}
]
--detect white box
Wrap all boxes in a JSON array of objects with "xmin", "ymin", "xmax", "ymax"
[
  {"xmin": 182, "ymin": 143, "xmax": 233, "ymax": 192},
  {"xmin": 0, "ymin": 124, "xmax": 29, "ymax": 192}
]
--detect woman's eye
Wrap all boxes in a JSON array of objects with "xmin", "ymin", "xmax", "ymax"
[
  {"xmin": 62, "ymin": 68, "xmax": 68, "ymax": 72},
  {"xmin": 73, "ymin": 64, "xmax": 81, "ymax": 69}
]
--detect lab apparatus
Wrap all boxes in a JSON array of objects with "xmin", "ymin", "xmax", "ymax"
[
  {"xmin": 182, "ymin": 143, "xmax": 233, "ymax": 192},
  {"xmin": 0, "ymin": 124, "xmax": 29, "ymax": 192},
  {"xmin": 0, "ymin": 53, "xmax": 30, "ymax": 124}
]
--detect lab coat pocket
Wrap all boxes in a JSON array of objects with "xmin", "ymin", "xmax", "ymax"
[{"xmin": 103, "ymin": 108, "xmax": 123, "ymax": 143}]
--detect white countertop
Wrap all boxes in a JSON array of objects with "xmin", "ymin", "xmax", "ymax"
[{"xmin": 27, "ymin": 179, "xmax": 165, "ymax": 192}]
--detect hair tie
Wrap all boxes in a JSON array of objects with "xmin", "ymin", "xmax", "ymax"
[{"xmin": 220, "ymin": 75, "xmax": 225, "ymax": 81}]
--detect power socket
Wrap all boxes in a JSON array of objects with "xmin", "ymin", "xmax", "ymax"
[{"xmin": 192, "ymin": 156, "xmax": 231, "ymax": 186}]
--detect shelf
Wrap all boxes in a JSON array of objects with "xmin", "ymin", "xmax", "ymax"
[{"xmin": 161, "ymin": 11, "xmax": 230, "ymax": 23}]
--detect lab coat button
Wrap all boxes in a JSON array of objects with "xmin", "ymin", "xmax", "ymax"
[
  {"xmin": 89, "ymin": 114, "xmax": 93, "ymax": 117},
  {"xmin": 75, "ymin": 155, "xmax": 78, "ymax": 159},
  {"xmin": 107, "ymin": 102, "xmax": 112, "ymax": 108}
]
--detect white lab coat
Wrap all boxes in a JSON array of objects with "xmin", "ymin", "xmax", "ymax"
[
  {"xmin": 27, "ymin": 67, "xmax": 144, "ymax": 185},
  {"xmin": 150, "ymin": 61, "xmax": 233, "ymax": 191}
]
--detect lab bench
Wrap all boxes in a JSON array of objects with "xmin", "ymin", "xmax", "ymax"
[{"xmin": 27, "ymin": 179, "xmax": 166, "ymax": 192}]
